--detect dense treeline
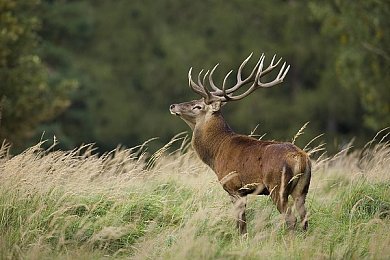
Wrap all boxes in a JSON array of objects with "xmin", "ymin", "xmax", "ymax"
[
  {"xmin": 0, "ymin": 0, "xmax": 76, "ymax": 148},
  {"xmin": 0, "ymin": 0, "xmax": 389, "ymax": 152}
]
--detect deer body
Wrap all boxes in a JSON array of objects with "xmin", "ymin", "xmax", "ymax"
[
  {"xmin": 170, "ymin": 53, "xmax": 311, "ymax": 235},
  {"xmin": 193, "ymin": 112, "xmax": 310, "ymax": 193}
]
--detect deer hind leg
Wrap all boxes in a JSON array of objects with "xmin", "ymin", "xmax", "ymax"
[
  {"xmin": 270, "ymin": 186, "xmax": 296, "ymax": 230},
  {"xmin": 293, "ymin": 194, "xmax": 308, "ymax": 230},
  {"xmin": 230, "ymin": 195, "xmax": 247, "ymax": 235},
  {"xmin": 291, "ymin": 179, "xmax": 310, "ymax": 230},
  {"xmin": 270, "ymin": 166, "xmax": 297, "ymax": 230},
  {"xmin": 291, "ymin": 163, "xmax": 311, "ymax": 230}
]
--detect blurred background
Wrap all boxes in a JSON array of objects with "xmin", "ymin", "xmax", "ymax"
[{"xmin": 0, "ymin": 0, "xmax": 389, "ymax": 154}]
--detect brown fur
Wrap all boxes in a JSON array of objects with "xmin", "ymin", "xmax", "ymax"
[
  {"xmin": 192, "ymin": 112, "xmax": 310, "ymax": 195},
  {"xmin": 171, "ymin": 100, "xmax": 311, "ymax": 235}
]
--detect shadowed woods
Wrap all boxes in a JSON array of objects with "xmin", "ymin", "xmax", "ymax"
[{"xmin": 1, "ymin": 1, "xmax": 389, "ymax": 153}]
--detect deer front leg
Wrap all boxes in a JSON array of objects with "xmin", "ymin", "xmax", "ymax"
[{"xmin": 230, "ymin": 195, "xmax": 247, "ymax": 235}]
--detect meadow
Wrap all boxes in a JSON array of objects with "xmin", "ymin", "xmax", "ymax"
[{"xmin": 0, "ymin": 130, "xmax": 389, "ymax": 259}]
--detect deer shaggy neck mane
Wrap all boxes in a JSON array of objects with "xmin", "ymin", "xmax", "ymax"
[{"xmin": 192, "ymin": 112, "xmax": 233, "ymax": 169}]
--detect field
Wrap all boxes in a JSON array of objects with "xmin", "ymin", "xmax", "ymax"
[{"xmin": 0, "ymin": 131, "xmax": 389, "ymax": 259}]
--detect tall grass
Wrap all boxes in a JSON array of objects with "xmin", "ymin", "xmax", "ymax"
[{"xmin": 0, "ymin": 131, "xmax": 389, "ymax": 259}]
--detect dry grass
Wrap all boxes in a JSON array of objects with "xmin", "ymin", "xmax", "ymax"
[{"xmin": 0, "ymin": 130, "xmax": 389, "ymax": 259}]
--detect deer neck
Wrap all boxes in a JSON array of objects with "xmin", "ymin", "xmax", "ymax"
[{"xmin": 192, "ymin": 112, "xmax": 233, "ymax": 169}]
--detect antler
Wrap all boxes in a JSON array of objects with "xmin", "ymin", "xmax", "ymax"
[{"xmin": 188, "ymin": 53, "xmax": 290, "ymax": 104}]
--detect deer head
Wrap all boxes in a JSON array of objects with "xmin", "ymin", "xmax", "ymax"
[{"xmin": 169, "ymin": 53, "xmax": 290, "ymax": 129}]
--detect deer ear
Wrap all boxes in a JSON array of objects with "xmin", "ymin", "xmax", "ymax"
[{"xmin": 211, "ymin": 101, "xmax": 222, "ymax": 112}]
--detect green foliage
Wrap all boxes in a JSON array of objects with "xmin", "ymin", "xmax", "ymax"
[
  {"xmin": 339, "ymin": 182, "xmax": 390, "ymax": 221},
  {"xmin": 0, "ymin": 0, "xmax": 76, "ymax": 148},
  {"xmin": 310, "ymin": 1, "xmax": 390, "ymax": 130},
  {"xmin": 1, "ymin": 0, "xmax": 389, "ymax": 151}
]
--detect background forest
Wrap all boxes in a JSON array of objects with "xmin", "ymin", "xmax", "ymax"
[{"xmin": 1, "ymin": 0, "xmax": 389, "ymax": 153}]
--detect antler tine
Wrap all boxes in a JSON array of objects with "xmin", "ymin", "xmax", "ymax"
[
  {"xmin": 219, "ymin": 70, "xmax": 233, "ymax": 100},
  {"xmin": 188, "ymin": 67, "xmax": 208, "ymax": 99},
  {"xmin": 256, "ymin": 54, "xmax": 265, "ymax": 81},
  {"xmin": 188, "ymin": 67, "xmax": 197, "ymax": 90},
  {"xmin": 261, "ymin": 54, "xmax": 283, "ymax": 77},
  {"xmin": 250, "ymin": 54, "xmax": 265, "ymax": 87},
  {"xmin": 222, "ymin": 70, "xmax": 234, "ymax": 93},
  {"xmin": 221, "ymin": 56, "xmax": 290, "ymax": 101},
  {"xmin": 223, "ymin": 53, "xmax": 263, "ymax": 95},
  {"xmin": 281, "ymin": 64, "xmax": 291, "ymax": 79},
  {"xmin": 202, "ymin": 70, "xmax": 210, "ymax": 86},
  {"xmin": 202, "ymin": 70, "xmax": 215, "ymax": 102},
  {"xmin": 189, "ymin": 53, "xmax": 290, "ymax": 103},
  {"xmin": 197, "ymin": 69, "xmax": 204, "ymax": 88},
  {"xmin": 197, "ymin": 69, "xmax": 215, "ymax": 103},
  {"xmin": 237, "ymin": 52, "xmax": 253, "ymax": 82},
  {"xmin": 277, "ymin": 62, "xmax": 286, "ymax": 78},
  {"xmin": 209, "ymin": 64, "xmax": 220, "ymax": 92},
  {"xmin": 257, "ymin": 60, "xmax": 290, "ymax": 88},
  {"xmin": 188, "ymin": 67, "xmax": 221, "ymax": 104},
  {"xmin": 225, "ymin": 57, "xmax": 265, "ymax": 101},
  {"xmin": 210, "ymin": 53, "xmax": 263, "ymax": 97}
]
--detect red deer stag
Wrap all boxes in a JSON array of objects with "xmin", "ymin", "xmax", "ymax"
[{"xmin": 169, "ymin": 53, "xmax": 311, "ymax": 235}]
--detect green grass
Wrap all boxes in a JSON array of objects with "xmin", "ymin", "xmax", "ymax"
[{"xmin": 0, "ymin": 135, "xmax": 389, "ymax": 259}]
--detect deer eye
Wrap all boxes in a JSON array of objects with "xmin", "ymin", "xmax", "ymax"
[{"xmin": 193, "ymin": 105, "xmax": 202, "ymax": 110}]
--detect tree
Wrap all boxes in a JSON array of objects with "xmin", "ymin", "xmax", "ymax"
[
  {"xmin": 310, "ymin": 1, "xmax": 390, "ymax": 131},
  {"xmin": 10, "ymin": 0, "xmax": 387, "ymax": 152},
  {"xmin": 0, "ymin": 0, "xmax": 76, "ymax": 148}
]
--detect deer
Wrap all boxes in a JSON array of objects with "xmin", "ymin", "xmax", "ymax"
[{"xmin": 169, "ymin": 53, "xmax": 311, "ymax": 235}]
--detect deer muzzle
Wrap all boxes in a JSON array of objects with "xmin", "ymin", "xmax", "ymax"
[{"xmin": 169, "ymin": 104, "xmax": 181, "ymax": 116}]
